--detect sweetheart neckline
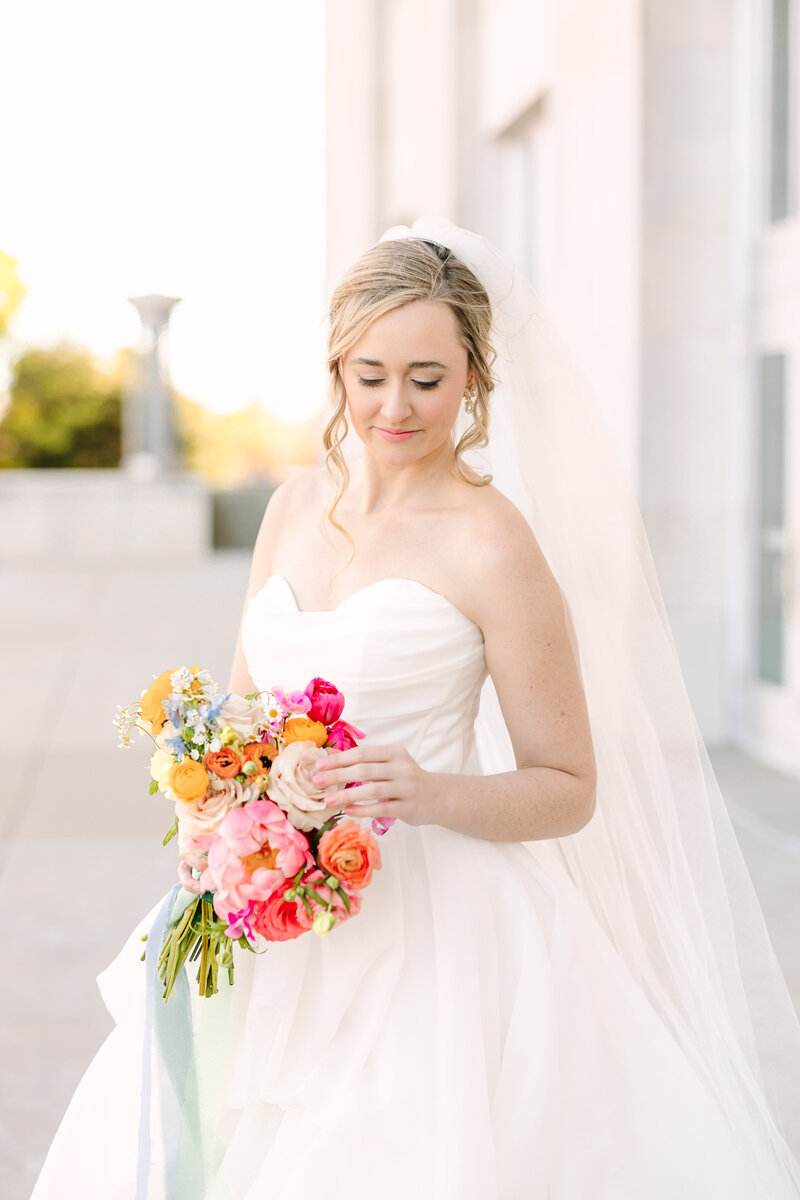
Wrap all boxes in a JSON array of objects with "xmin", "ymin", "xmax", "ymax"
[{"xmin": 256, "ymin": 573, "xmax": 483, "ymax": 636}]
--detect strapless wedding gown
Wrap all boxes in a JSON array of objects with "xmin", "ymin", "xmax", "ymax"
[{"xmin": 30, "ymin": 575, "xmax": 796, "ymax": 1199}]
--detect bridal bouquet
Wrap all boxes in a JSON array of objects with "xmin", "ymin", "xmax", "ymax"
[{"xmin": 114, "ymin": 665, "xmax": 390, "ymax": 1001}]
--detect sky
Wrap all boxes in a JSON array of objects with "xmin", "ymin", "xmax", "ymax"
[{"xmin": 1, "ymin": 1, "xmax": 326, "ymax": 425}]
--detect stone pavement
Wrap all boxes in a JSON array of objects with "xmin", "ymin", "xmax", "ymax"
[{"xmin": 2, "ymin": 554, "xmax": 799, "ymax": 1200}]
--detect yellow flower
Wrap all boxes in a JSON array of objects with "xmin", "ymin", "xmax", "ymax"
[
  {"xmin": 219, "ymin": 724, "xmax": 242, "ymax": 749},
  {"xmin": 169, "ymin": 758, "xmax": 209, "ymax": 804},
  {"xmin": 140, "ymin": 668, "xmax": 177, "ymax": 734},
  {"xmin": 150, "ymin": 747, "xmax": 178, "ymax": 800},
  {"xmin": 282, "ymin": 717, "xmax": 328, "ymax": 748}
]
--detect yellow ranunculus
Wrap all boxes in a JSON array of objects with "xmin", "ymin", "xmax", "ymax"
[
  {"xmin": 140, "ymin": 668, "xmax": 177, "ymax": 734},
  {"xmin": 150, "ymin": 747, "xmax": 178, "ymax": 800},
  {"xmin": 169, "ymin": 758, "xmax": 209, "ymax": 804},
  {"xmin": 282, "ymin": 717, "xmax": 328, "ymax": 748}
]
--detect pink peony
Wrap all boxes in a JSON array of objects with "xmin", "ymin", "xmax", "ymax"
[
  {"xmin": 252, "ymin": 878, "xmax": 314, "ymax": 942},
  {"xmin": 200, "ymin": 799, "xmax": 312, "ymax": 920},
  {"xmin": 178, "ymin": 830, "xmax": 216, "ymax": 870},
  {"xmin": 304, "ymin": 677, "xmax": 345, "ymax": 726},
  {"xmin": 325, "ymin": 718, "xmax": 366, "ymax": 751}
]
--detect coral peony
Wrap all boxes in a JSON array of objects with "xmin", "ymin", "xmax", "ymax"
[
  {"xmin": 304, "ymin": 678, "xmax": 345, "ymax": 725},
  {"xmin": 317, "ymin": 820, "xmax": 382, "ymax": 890}
]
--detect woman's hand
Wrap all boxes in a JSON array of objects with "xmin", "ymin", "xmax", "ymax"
[
  {"xmin": 177, "ymin": 859, "xmax": 206, "ymax": 895},
  {"xmin": 312, "ymin": 743, "xmax": 448, "ymax": 827}
]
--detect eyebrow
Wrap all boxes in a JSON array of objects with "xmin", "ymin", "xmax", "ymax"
[{"xmin": 351, "ymin": 357, "xmax": 451, "ymax": 370}]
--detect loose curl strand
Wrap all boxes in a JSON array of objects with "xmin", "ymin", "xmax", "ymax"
[{"xmin": 321, "ymin": 238, "xmax": 496, "ymax": 591}]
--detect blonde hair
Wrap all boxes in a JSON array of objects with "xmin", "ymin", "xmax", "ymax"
[{"xmin": 321, "ymin": 237, "xmax": 496, "ymax": 581}]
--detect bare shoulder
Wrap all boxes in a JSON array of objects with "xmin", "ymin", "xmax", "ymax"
[
  {"xmin": 459, "ymin": 483, "xmax": 559, "ymax": 619},
  {"xmin": 250, "ymin": 467, "xmax": 323, "ymax": 575}
]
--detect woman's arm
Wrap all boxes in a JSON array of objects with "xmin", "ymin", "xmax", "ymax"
[
  {"xmin": 178, "ymin": 475, "xmax": 299, "ymax": 894},
  {"xmin": 314, "ymin": 502, "xmax": 597, "ymax": 842}
]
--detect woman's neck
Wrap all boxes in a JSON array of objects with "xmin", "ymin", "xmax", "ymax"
[{"xmin": 347, "ymin": 441, "xmax": 459, "ymax": 517}]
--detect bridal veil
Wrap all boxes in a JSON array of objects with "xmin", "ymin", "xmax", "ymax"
[{"xmin": 376, "ymin": 217, "xmax": 800, "ymax": 1190}]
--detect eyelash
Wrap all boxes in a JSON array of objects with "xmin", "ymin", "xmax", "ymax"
[{"xmin": 358, "ymin": 378, "xmax": 440, "ymax": 391}]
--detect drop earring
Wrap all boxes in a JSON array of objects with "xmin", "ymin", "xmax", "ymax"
[{"xmin": 463, "ymin": 383, "xmax": 477, "ymax": 414}]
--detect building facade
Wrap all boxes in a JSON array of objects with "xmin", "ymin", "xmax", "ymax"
[{"xmin": 324, "ymin": 0, "xmax": 800, "ymax": 772}]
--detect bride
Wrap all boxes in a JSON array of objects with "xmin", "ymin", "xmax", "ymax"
[{"xmin": 31, "ymin": 219, "xmax": 800, "ymax": 1198}]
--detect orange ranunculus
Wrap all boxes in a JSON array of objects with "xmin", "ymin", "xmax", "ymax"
[
  {"xmin": 203, "ymin": 747, "xmax": 242, "ymax": 778},
  {"xmin": 170, "ymin": 758, "xmax": 210, "ymax": 804},
  {"xmin": 140, "ymin": 668, "xmax": 177, "ymax": 734},
  {"xmin": 243, "ymin": 740, "xmax": 278, "ymax": 770},
  {"xmin": 317, "ymin": 820, "xmax": 382, "ymax": 890},
  {"xmin": 282, "ymin": 717, "xmax": 328, "ymax": 748}
]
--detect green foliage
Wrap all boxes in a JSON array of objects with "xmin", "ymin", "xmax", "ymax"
[{"xmin": 0, "ymin": 342, "xmax": 122, "ymax": 468}]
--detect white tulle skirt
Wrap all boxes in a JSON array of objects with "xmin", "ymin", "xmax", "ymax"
[{"xmin": 31, "ymin": 820, "xmax": 794, "ymax": 1199}]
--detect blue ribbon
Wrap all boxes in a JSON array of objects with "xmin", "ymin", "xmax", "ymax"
[{"xmin": 136, "ymin": 884, "xmax": 199, "ymax": 1200}]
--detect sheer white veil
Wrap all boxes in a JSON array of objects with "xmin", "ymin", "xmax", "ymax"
[{"xmin": 377, "ymin": 217, "xmax": 800, "ymax": 1190}]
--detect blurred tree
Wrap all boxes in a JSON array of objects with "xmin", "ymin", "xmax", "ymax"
[
  {"xmin": 0, "ymin": 250, "xmax": 25, "ymax": 337},
  {"xmin": 0, "ymin": 342, "xmax": 121, "ymax": 468},
  {"xmin": 0, "ymin": 336, "xmax": 319, "ymax": 476},
  {"xmin": 174, "ymin": 392, "xmax": 318, "ymax": 486}
]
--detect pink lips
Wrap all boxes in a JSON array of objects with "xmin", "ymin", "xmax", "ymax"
[{"xmin": 375, "ymin": 428, "xmax": 419, "ymax": 441}]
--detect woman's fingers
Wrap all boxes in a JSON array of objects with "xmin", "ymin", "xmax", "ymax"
[
  {"xmin": 326, "ymin": 781, "xmax": 406, "ymax": 805},
  {"xmin": 178, "ymin": 859, "xmax": 204, "ymax": 894},
  {"xmin": 315, "ymin": 761, "xmax": 394, "ymax": 787}
]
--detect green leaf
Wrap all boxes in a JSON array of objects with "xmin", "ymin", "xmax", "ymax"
[
  {"xmin": 162, "ymin": 817, "xmax": 178, "ymax": 846},
  {"xmin": 149, "ymin": 778, "xmax": 159, "ymax": 796}
]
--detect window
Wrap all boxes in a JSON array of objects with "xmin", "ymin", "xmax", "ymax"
[
  {"xmin": 757, "ymin": 353, "xmax": 788, "ymax": 683},
  {"xmin": 768, "ymin": 0, "xmax": 797, "ymax": 221}
]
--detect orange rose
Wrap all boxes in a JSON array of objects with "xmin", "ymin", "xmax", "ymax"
[
  {"xmin": 317, "ymin": 820, "xmax": 382, "ymax": 890},
  {"xmin": 282, "ymin": 717, "xmax": 328, "ymax": 747},
  {"xmin": 170, "ymin": 758, "xmax": 209, "ymax": 804},
  {"xmin": 203, "ymin": 747, "xmax": 242, "ymax": 778},
  {"xmin": 243, "ymin": 740, "xmax": 278, "ymax": 770},
  {"xmin": 140, "ymin": 668, "xmax": 177, "ymax": 734}
]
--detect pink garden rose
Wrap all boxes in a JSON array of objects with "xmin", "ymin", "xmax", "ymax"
[
  {"xmin": 304, "ymin": 677, "xmax": 345, "ymax": 726},
  {"xmin": 267, "ymin": 740, "xmax": 343, "ymax": 831},
  {"xmin": 177, "ymin": 774, "xmax": 261, "ymax": 843}
]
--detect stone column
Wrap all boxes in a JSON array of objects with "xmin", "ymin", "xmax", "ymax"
[{"xmin": 124, "ymin": 294, "xmax": 181, "ymax": 478}]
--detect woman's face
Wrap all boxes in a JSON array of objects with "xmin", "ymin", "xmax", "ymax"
[{"xmin": 339, "ymin": 299, "xmax": 473, "ymax": 463}]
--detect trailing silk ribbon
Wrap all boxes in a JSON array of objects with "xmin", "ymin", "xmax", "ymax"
[
  {"xmin": 136, "ymin": 884, "xmax": 201, "ymax": 1200},
  {"xmin": 137, "ymin": 885, "xmax": 235, "ymax": 1198}
]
